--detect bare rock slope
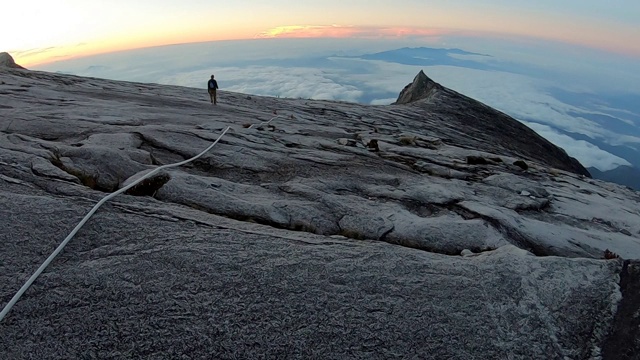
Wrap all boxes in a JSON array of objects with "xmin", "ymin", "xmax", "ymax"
[
  {"xmin": 1, "ymin": 65, "xmax": 639, "ymax": 359},
  {"xmin": 396, "ymin": 70, "xmax": 589, "ymax": 177},
  {"xmin": 0, "ymin": 52, "xmax": 25, "ymax": 69}
]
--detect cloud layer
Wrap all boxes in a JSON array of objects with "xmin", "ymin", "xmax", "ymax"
[
  {"xmin": 34, "ymin": 38, "xmax": 640, "ymax": 171},
  {"xmin": 160, "ymin": 66, "xmax": 364, "ymax": 103},
  {"xmin": 256, "ymin": 25, "xmax": 447, "ymax": 40}
]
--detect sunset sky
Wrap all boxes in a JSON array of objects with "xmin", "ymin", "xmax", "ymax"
[{"xmin": 4, "ymin": 1, "xmax": 640, "ymax": 66}]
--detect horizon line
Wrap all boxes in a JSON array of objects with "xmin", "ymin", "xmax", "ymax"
[{"xmin": 15, "ymin": 26, "xmax": 640, "ymax": 67}]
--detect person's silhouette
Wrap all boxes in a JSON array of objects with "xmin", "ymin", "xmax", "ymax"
[{"xmin": 207, "ymin": 75, "xmax": 219, "ymax": 104}]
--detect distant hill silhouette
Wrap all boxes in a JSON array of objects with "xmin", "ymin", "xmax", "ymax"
[
  {"xmin": 350, "ymin": 47, "xmax": 492, "ymax": 70},
  {"xmin": 589, "ymin": 165, "xmax": 640, "ymax": 191}
]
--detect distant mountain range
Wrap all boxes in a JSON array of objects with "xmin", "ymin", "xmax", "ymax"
[{"xmin": 351, "ymin": 47, "xmax": 492, "ymax": 70}]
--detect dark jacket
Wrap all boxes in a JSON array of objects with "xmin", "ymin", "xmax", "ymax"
[{"xmin": 208, "ymin": 79, "xmax": 218, "ymax": 91}]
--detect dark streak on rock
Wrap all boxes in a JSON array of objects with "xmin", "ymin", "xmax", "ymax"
[
  {"xmin": 126, "ymin": 173, "xmax": 171, "ymax": 197},
  {"xmin": 602, "ymin": 260, "xmax": 640, "ymax": 360}
]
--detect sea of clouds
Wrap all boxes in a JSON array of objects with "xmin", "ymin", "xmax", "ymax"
[{"xmin": 35, "ymin": 37, "xmax": 640, "ymax": 171}]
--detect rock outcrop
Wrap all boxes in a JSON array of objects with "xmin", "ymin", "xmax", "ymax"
[
  {"xmin": 1, "ymin": 66, "xmax": 639, "ymax": 359},
  {"xmin": 0, "ymin": 52, "xmax": 25, "ymax": 69},
  {"xmin": 394, "ymin": 70, "xmax": 590, "ymax": 177},
  {"xmin": 394, "ymin": 70, "xmax": 443, "ymax": 104}
]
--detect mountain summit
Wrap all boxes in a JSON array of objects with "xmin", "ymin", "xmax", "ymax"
[
  {"xmin": 0, "ymin": 52, "xmax": 24, "ymax": 69},
  {"xmin": 1, "ymin": 66, "xmax": 638, "ymax": 358},
  {"xmin": 394, "ymin": 70, "xmax": 443, "ymax": 104},
  {"xmin": 395, "ymin": 71, "xmax": 590, "ymax": 177}
]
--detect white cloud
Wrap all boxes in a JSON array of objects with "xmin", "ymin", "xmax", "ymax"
[
  {"xmin": 444, "ymin": 35, "xmax": 640, "ymax": 94},
  {"xmin": 613, "ymin": 134, "xmax": 640, "ymax": 146},
  {"xmin": 158, "ymin": 66, "xmax": 364, "ymax": 103},
  {"xmin": 414, "ymin": 65, "xmax": 608, "ymax": 137},
  {"xmin": 370, "ymin": 98, "xmax": 397, "ymax": 105},
  {"xmin": 522, "ymin": 122, "xmax": 631, "ymax": 171}
]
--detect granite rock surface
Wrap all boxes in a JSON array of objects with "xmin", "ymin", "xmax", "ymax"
[{"xmin": 1, "ymin": 65, "xmax": 639, "ymax": 359}]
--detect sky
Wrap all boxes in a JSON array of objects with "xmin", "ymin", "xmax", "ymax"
[{"xmin": 3, "ymin": 1, "xmax": 640, "ymax": 67}]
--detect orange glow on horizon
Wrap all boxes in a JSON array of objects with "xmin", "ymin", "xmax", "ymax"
[
  {"xmin": 255, "ymin": 24, "xmax": 640, "ymax": 59},
  {"xmin": 12, "ymin": 24, "xmax": 639, "ymax": 68},
  {"xmin": 256, "ymin": 25, "xmax": 447, "ymax": 40},
  {"xmin": 14, "ymin": 29, "xmax": 252, "ymax": 67}
]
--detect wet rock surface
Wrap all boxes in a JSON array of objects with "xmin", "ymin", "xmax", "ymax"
[{"xmin": 1, "ymin": 67, "xmax": 639, "ymax": 358}]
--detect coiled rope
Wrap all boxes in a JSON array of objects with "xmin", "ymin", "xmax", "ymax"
[{"xmin": 0, "ymin": 124, "xmax": 237, "ymax": 322}]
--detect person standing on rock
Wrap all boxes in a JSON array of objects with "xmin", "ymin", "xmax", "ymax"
[{"xmin": 207, "ymin": 75, "xmax": 219, "ymax": 105}]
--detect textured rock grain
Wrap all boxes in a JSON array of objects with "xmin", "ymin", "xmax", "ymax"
[
  {"xmin": 0, "ymin": 52, "xmax": 25, "ymax": 69},
  {"xmin": 1, "ymin": 67, "xmax": 639, "ymax": 358}
]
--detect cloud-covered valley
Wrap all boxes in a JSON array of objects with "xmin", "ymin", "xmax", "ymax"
[{"xmin": 35, "ymin": 38, "xmax": 640, "ymax": 173}]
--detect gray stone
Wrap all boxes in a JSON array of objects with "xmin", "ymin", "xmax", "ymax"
[
  {"xmin": 394, "ymin": 70, "xmax": 443, "ymax": 105},
  {"xmin": 1, "ymin": 66, "xmax": 639, "ymax": 359},
  {"xmin": 336, "ymin": 137, "xmax": 349, "ymax": 146},
  {"xmin": 0, "ymin": 52, "xmax": 25, "ymax": 69}
]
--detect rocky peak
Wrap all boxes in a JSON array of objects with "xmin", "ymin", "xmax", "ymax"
[
  {"xmin": 394, "ymin": 70, "xmax": 590, "ymax": 177},
  {"xmin": 0, "ymin": 52, "xmax": 25, "ymax": 69},
  {"xmin": 394, "ymin": 70, "xmax": 443, "ymax": 104}
]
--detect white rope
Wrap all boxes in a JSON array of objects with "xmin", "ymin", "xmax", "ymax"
[
  {"xmin": 248, "ymin": 114, "xmax": 281, "ymax": 129},
  {"xmin": 0, "ymin": 126, "xmax": 231, "ymax": 322}
]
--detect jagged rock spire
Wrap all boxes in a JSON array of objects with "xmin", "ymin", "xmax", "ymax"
[
  {"xmin": 394, "ymin": 70, "xmax": 443, "ymax": 105},
  {"xmin": 0, "ymin": 52, "xmax": 25, "ymax": 69}
]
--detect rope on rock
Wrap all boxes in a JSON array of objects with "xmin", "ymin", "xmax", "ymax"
[
  {"xmin": 0, "ymin": 125, "xmax": 234, "ymax": 322},
  {"xmin": 248, "ymin": 114, "xmax": 281, "ymax": 129}
]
